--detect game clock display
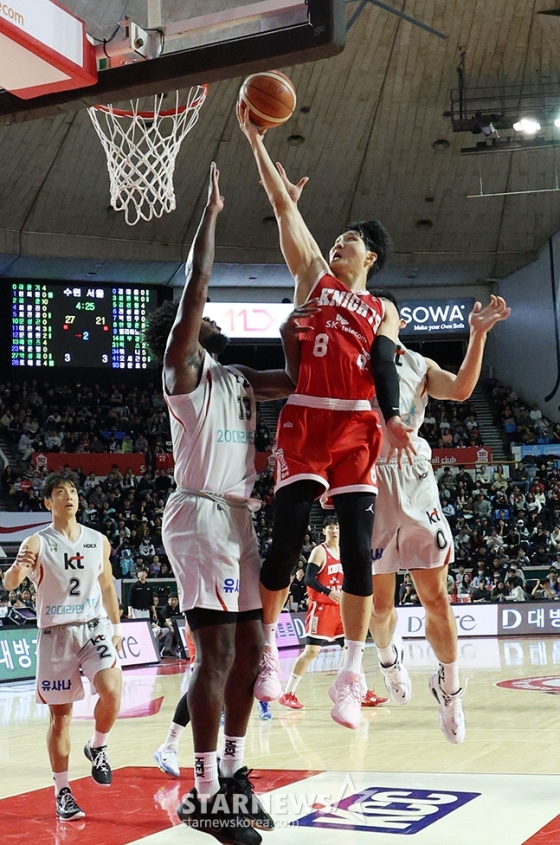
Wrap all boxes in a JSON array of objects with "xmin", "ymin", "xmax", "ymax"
[{"xmin": 11, "ymin": 283, "xmax": 158, "ymax": 368}]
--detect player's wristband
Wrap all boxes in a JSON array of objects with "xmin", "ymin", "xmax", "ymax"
[{"xmin": 113, "ymin": 623, "xmax": 123, "ymax": 636}]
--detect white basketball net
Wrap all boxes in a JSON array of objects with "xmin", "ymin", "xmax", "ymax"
[{"xmin": 88, "ymin": 86, "xmax": 207, "ymax": 226}]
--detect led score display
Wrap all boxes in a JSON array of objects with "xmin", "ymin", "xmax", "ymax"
[{"xmin": 11, "ymin": 283, "xmax": 158, "ymax": 369}]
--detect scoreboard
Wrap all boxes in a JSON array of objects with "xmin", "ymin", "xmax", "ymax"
[{"xmin": 11, "ymin": 283, "xmax": 159, "ymax": 369}]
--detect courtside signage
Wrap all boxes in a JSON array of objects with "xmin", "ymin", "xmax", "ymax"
[
  {"xmin": 0, "ymin": 619, "xmax": 158, "ymax": 683},
  {"xmin": 276, "ymin": 611, "xmax": 300, "ymax": 648},
  {"xmin": 203, "ymin": 298, "xmax": 474, "ymax": 340},
  {"xmin": 498, "ymin": 604, "xmax": 560, "ymax": 636},
  {"xmin": 395, "ymin": 605, "xmax": 498, "ymax": 638},
  {"xmin": 293, "ymin": 786, "xmax": 480, "ymax": 833},
  {"xmin": 0, "ymin": 626, "xmax": 37, "ymax": 681}
]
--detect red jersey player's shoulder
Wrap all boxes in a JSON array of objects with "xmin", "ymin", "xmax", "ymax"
[{"xmin": 307, "ymin": 542, "xmax": 327, "ymax": 569}]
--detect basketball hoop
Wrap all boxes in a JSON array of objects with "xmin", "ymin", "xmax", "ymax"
[{"xmin": 88, "ymin": 86, "xmax": 208, "ymax": 226}]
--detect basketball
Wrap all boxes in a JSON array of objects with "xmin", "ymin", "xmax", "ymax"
[{"xmin": 239, "ymin": 71, "xmax": 297, "ymax": 129}]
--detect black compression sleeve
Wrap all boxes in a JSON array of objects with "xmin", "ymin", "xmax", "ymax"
[
  {"xmin": 371, "ymin": 335, "xmax": 400, "ymax": 422},
  {"xmin": 304, "ymin": 562, "xmax": 331, "ymax": 596}
]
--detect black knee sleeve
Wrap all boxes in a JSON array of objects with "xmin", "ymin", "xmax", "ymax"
[
  {"xmin": 173, "ymin": 692, "xmax": 190, "ymax": 727},
  {"xmin": 259, "ymin": 480, "xmax": 318, "ymax": 592},
  {"xmin": 332, "ymin": 492, "xmax": 376, "ymax": 597}
]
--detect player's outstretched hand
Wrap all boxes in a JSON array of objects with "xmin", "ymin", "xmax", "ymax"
[
  {"xmin": 280, "ymin": 299, "xmax": 321, "ymax": 337},
  {"xmin": 385, "ymin": 416, "xmax": 417, "ymax": 468},
  {"xmin": 274, "ymin": 162, "xmax": 309, "ymax": 204},
  {"xmin": 469, "ymin": 294, "xmax": 510, "ymax": 335},
  {"xmin": 236, "ymin": 100, "xmax": 266, "ymax": 142},
  {"xmin": 206, "ymin": 162, "xmax": 224, "ymax": 213}
]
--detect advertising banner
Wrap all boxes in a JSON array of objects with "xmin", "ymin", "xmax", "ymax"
[
  {"xmin": 431, "ymin": 447, "xmax": 492, "ymax": 468},
  {"xmin": 517, "ymin": 444, "xmax": 560, "ymax": 460},
  {"xmin": 32, "ymin": 453, "xmax": 147, "ymax": 476},
  {"xmin": 395, "ymin": 604, "xmax": 498, "ymax": 639},
  {"xmin": 0, "ymin": 619, "xmax": 159, "ymax": 684},
  {"xmin": 498, "ymin": 603, "xmax": 560, "ymax": 636},
  {"xmin": 203, "ymin": 298, "xmax": 475, "ymax": 341}
]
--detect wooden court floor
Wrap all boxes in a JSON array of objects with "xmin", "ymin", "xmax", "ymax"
[{"xmin": 2, "ymin": 637, "xmax": 559, "ymax": 845}]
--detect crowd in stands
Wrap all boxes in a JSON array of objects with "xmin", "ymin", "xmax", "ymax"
[
  {"xmin": 489, "ymin": 379, "xmax": 560, "ymax": 448},
  {"xmin": 2, "ymin": 375, "xmax": 560, "ymax": 615},
  {"xmin": 419, "ymin": 399, "xmax": 484, "ymax": 449}
]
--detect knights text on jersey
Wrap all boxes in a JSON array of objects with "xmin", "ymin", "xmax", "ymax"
[
  {"xmin": 307, "ymin": 543, "xmax": 343, "ymax": 605},
  {"xmin": 31, "ymin": 524, "xmax": 106, "ymax": 629},
  {"xmin": 295, "ymin": 272, "xmax": 385, "ymax": 403}
]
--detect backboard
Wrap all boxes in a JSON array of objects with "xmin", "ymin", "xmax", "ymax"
[{"xmin": 0, "ymin": 0, "xmax": 345, "ymax": 124}]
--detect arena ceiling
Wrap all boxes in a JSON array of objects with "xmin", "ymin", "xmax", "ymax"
[{"xmin": 0, "ymin": 0, "xmax": 559, "ymax": 291}]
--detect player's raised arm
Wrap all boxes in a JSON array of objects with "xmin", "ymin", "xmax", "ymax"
[
  {"xmin": 237, "ymin": 103, "xmax": 328, "ymax": 304},
  {"xmin": 3, "ymin": 535, "xmax": 39, "ymax": 590},
  {"xmin": 162, "ymin": 162, "xmax": 224, "ymax": 395},
  {"xmin": 426, "ymin": 295, "xmax": 511, "ymax": 401}
]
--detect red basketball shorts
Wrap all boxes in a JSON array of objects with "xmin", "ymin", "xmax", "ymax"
[
  {"xmin": 305, "ymin": 601, "xmax": 345, "ymax": 642},
  {"xmin": 273, "ymin": 404, "xmax": 382, "ymax": 497}
]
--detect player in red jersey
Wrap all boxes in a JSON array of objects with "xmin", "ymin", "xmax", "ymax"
[
  {"xmin": 279, "ymin": 516, "xmax": 387, "ymax": 711},
  {"xmin": 238, "ymin": 106, "xmax": 415, "ymax": 729}
]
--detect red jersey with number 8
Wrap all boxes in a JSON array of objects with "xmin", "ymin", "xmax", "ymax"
[{"xmin": 295, "ymin": 272, "xmax": 385, "ymax": 404}]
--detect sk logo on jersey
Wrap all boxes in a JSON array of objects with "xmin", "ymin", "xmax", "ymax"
[{"xmin": 325, "ymin": 313, "xmax": 350, "ymax": 330}]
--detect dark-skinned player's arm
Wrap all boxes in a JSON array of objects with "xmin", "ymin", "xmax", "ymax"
[
  {"xmin": 99, "ymin": 535, "xmax": 123, "ymax": 651},
  {"xmin": 236, "ymin": 102, "xmax": 328, "ymax": 306},
  {"xmin": 371, "ymin": 299, "xmax": 416, "ymax": 467},
  {"xmin": 163, "ymin": 162, "xmax": 224, "ymax": 396},
  {"xmin": 425, "ymin": 295, "xmax": 510, "ymax": 401},
  {"xmin": 235, "ymin": 301, "xmax": 321, "ymax": 400}
]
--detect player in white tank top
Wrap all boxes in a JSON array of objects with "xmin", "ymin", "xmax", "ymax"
[
  {"xmin": 33, "ymin": 523, "xmax": 106, "ymax": 628},
  {"xmin": 3, "ymin": 472, "xmax": 122, "ymax": 820},
  {"xmin": 143, "ymin": 163, "xmax": 306, "ymax": 834},
  {"xmin": 369, "ymin": 293, "xmax": 510, "ymax": 746}
]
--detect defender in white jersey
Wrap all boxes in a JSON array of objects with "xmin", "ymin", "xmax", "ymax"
[
  {"xmin": 369, "ymin": 292, "xmax": 510, "ymax": 745},
  {"xmin": 143, "ymin": 164, "xmax": 303, "ymax": 845},
  {"xmin": 3, "ymin": 472, "xmax": 122, "ymax": 821}
]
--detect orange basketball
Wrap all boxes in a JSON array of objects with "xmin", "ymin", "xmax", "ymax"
[{"xmin": 239, "ymin": 71, "xmax": 297, "ymax": 129}]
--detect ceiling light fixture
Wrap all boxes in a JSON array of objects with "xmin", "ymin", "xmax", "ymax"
[{"xmin": 513, "ymin": 117, "xmax": 541, "ymax": 134}]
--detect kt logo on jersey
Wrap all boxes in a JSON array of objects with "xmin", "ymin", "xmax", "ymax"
[{"xmin": 293, "ymin": 786, "xmax": 479, "ymax": 834}]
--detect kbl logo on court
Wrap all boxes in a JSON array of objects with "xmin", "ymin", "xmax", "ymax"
[{"xmin": 294, "ymin": 786, "xmax": 479, "ymax": 834}]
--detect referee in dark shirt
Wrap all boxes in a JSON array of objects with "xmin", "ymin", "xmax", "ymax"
[{"xmin": 128, "ymin": 568, "xmax": 155, "ymax": 619}]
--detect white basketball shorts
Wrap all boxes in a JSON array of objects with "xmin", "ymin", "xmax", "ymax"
[
  {"xmin": 162, "ymin": 492, "xmax": 262, "ymax": 614},
  {"xmin": 36, "ymin": 616, "xmax": 120, "ymax": 705},
  {"xmin": 371, "ymin": 458, "xmax": 454, "ymax": 575}
]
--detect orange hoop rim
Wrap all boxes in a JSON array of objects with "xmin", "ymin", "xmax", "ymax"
[{"xmin": 92, "ymin": 84, "xmax": 209, "ymax": 118}]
